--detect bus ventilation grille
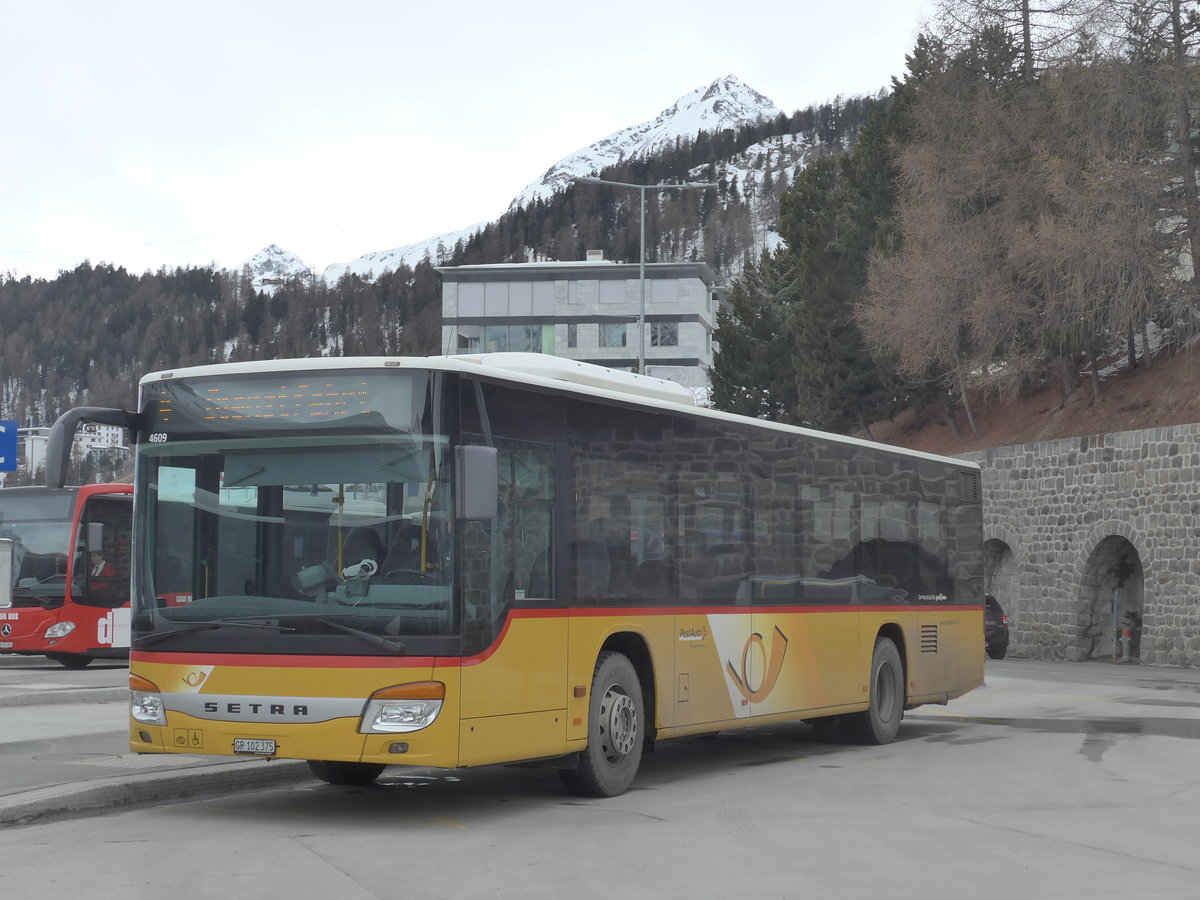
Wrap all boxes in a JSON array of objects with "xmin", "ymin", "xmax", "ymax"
[
  {"xmin": 920, "ymin": 625, "xmax": 939, "ymax": 654},
  {"xmin": 959, "ymin": 470, "xmax": 982, "ymax": 502}
]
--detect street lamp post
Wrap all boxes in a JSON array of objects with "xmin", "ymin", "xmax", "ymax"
[{"xmin": 571, "ymin": 176, "xmax": 716, "ymax": 373}]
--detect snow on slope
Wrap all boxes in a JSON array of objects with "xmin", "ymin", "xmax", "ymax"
[
  {"xmin": 246, "ymin": 75, "xmax": 786, "ymax": 285},
  {"xmin": 241, "ymin": 244, "xmax": 311, "ymax": 293},
  {"xmin": 321, "ymin": 222, "xmax": 487, "ymax": 284},
  {"xmin": 508, "ymin": 74, "xmax": 782, "ymax": 212}
]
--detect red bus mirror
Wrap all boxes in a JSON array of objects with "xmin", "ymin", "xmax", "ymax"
[
  {"xmin": 0, "ymin": 538, "xmax": 13, "ymax": 609},
  {"xmin": 86, "ymin": 522, "xmax": 104, "ymax": 553}
]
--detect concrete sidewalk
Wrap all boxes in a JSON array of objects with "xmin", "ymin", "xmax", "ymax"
[{"xmin": 0, "ymin": 690, "xmax": 311, "ymax": 827}]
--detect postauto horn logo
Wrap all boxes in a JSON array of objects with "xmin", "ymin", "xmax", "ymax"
[{"xmin": 726, "ymin": 626, "xmax": 789, "ymax": 704}]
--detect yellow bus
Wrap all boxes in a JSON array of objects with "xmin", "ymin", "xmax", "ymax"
[{"xmin": 49, "ymin": 353, "xmax": 984, "ymax": 796}]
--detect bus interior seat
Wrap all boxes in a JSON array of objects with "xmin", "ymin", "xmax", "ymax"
[
  {"xmin": 631, "ymin": 558, "xmax": 670, "ymax": 599},
  {"xmin": 570, "ymin": 539, "xmax": 610, "ymax": 604},
  {"xmin": 342, "ymin": 526, "xmax": 385, "ymax": 567},
  {"xmin": 381, "ymin": 523, "xmax": 425, "ymax": 574}
]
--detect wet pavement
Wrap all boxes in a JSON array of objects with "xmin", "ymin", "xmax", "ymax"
[
  {"xmin": 0, "ymin": 658, "xmax": 309, "ymax": 826},
  {"xmin": 2, "ymin": 654, "xmax": 1199, "ymax": 828}
]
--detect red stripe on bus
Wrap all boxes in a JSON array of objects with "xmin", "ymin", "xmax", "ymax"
[
  {"xmin": 130, "ymin": 651, "xmax": 439, "ymax": 668},
  {"xmin": 133, "ymin": 603, "xmax": 979, "ymax": 669}
]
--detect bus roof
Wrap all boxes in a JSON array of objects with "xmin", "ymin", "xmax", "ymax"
[{"xmin": 138, "ymin": 354, "xmax": 980, "ymax": 472}]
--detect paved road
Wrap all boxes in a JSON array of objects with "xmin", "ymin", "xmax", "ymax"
[
  {"xmin": 0, "ymin": 657, "xmax": 308, "ymax": 824},
  {"xmin": 1, "ymin": 656, "xmax": 1198, "ymax": 899}
]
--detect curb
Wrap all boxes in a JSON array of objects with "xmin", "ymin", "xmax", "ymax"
[
  {"xmin": 0, "ymin": 758, "xmax": 312, "ymax": 827},
  {"xmin": 0, "ymin": 687, "xmax": 127, "ymax": 708}
]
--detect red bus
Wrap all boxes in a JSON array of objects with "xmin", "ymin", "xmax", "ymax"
[{"xmin": 0, "ymin": 484, "xmax": 133, "ymax": 667}]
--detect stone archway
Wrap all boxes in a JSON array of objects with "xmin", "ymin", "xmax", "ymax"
[
  {"xmin": 1079, "ymin": 536, "xmax": 1144, "ymax": 661},
  {"xmin": 983, "ymin": 537, "xmax": 1019, "ymax": 651}
]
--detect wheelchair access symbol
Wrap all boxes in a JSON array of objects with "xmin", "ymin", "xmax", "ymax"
[{"xmin": 174, "ymin": 729, "xmax": 204, "ymax": 749}]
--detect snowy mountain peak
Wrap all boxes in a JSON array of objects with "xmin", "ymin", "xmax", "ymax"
[
  {"xmin": 271, "ymin": 75, "xmax": 786, "ymax": 285},
  {"xmin": 508, "ymin": 74, "xmax": 783, "ymax": 212},
  {"xmin": 242, "ymin": 244, "xmax": 311, "ymax": 292}
]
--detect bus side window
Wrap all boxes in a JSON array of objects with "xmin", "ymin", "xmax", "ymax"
[{"xmin": 82, "ymin": 496, "xmax": 133, "ymax": 608}]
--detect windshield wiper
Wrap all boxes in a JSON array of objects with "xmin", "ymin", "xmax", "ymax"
[
  {"xmin": 9, "ymin": 592, "xmax": 59, "ymax": 609},
  {"xmin": 134, "ymin": 618, "xmax": 296, "ymax": 648},
  {"xmin": 313, "ymin": 617, "xmax": 407, "ymax": 653}
]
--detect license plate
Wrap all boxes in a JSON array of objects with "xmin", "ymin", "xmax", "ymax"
[
  {"xmin": 233, "ymin": 738, "xmax": 276, "ymax": 755},
  {"xmin": 0, "ymin": 642, "xmax": 12, "ymax": 649}
]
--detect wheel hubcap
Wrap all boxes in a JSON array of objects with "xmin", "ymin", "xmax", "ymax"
[{"xmin": 599, "ymin": 686, "xmax": 637, "ymax": 762}]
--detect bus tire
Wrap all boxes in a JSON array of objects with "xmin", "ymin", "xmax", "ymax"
[
  {"xmin": 843, "ymin": 636, "xmax": 904, "ymax": 745},
  {"xmin": 306, "ymin": 759, "xmax": 386, "ymax": 786},
  {"xmin": 46, "ymin": 653, "xmax": 93, "ymax": 669},
  {"xmin": 560, "ymin": 651, "xmax": 644, "ymax": 798}
]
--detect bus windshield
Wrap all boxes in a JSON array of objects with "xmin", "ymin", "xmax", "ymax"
[
  {"xmin": 134, "ymin": 432, "xmax": 455, "ymax": 656},
  {"xmin": 0, "ymin": 491, "xmax": 75, "ymax": 596}
]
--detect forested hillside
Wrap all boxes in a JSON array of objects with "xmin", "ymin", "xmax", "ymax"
[
  {"xmin": 712, "ymin": 0, "xmax": 1200, "ymax": 445},
  {"xmin": 0, "ymin": 94, "xmax": 880, "ymax": 452}
]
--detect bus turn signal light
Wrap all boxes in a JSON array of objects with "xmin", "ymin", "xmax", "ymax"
[
  {"xmin": 360, "ymin": 681, "xmax": 445, "ymax": 734},
  {"xmin": 129, "ymin": 674, "xmax": 166, "ymax": 726}
]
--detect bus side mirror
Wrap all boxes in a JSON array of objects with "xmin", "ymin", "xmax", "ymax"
[
  {"xmin": 0, "ymin": 538, "xmax": 13, "ymax": 609},
  {"xmin": 456, "ymin": 445, "xmax": 498, "ymax": 520},
  {"xmin": 45, "ymin": 407, "xmax": 136, "ymax": 489},
  {"xmin": 87, "ymin": 522, "xmax": 104, "ymax": 553}
]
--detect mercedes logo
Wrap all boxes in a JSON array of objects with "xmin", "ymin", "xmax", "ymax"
[{"xmin": 1, "ymin": 624, "xmax": 11, "ymax": 637}]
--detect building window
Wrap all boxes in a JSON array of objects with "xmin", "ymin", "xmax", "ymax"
[
  {"xmin": 509, "ymin": 325, "xmax": 537, "ymax": 353},
  {"xmin": 485, "ymin": 325, "xmax": 545, "ymax": 354},
  {"xmin": 651, "ymin": 322, "xmax": 679, "ymax": 347},
  {"xmin": 567, "ymin": 323, "xmax": 578, "ymax": 348},
  {"xmin": 652, "ymin": 279, "xmax": 679, "ymax": 303},
  {"xmin": 600, "ymin": 323, "xmax": 626, "ymax": 348},
  {"xmin": 599, "ymin": 280, "xmax": 625, "ymax": 304},
  {"xmin": 484, "ymin": 282, "xmax": 509, "ymax": 317},
  {"xmin": 458, "ymin": 283, "xmax": 485, "ymax": 317},
  {"xmin": 484, "ymin": 325, "xmax": 509, "ymax": 353},
  {"xmin": 532, "ymin": 281, "xmax": 554, "ymax": 315}
]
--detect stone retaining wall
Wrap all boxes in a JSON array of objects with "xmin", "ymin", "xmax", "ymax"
[{"xmin": 962, "ymin": 423, "xmax": 1200, "ymax": 667}]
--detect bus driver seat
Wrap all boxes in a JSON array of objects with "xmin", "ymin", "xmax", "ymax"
[{"xmin": 341, "ymin": 527, "xmax": 385, "ymax": 574}]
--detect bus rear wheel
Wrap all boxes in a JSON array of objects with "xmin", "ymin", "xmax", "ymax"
[
  {"xmin": 843, "ymin": 636, "xmax": 904, "ymax": 745},
  {"xmin": 560, "ymin": 651, "xmax": 644, "ymax": 798},
  {"xmin": 46, "ymin": 653, "xmax": 93, "ymax": 668},
  {"xmin": 306, "ymin": 760, "xmax": 386, "ymax": 786}
]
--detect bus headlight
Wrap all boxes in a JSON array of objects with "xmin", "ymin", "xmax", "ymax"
[
  {"xmin": 130, "ymin": 674, "xmax": 167, "ymax": 726},
  {"xmin": 43, "ymin": 621, "xmax": 76, "ymax": 639},
  {"xmin": 360, "ymin": 681, "xmax": 445, "ymax": 734}
]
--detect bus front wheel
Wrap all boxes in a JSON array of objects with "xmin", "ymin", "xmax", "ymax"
[
  {"xmin": 560, "ymin": 651, "xmax": 645, "ymax": 798},
  {"xmin": 306, "ymin": 759, "xmax": 386, "ymax": 786},
  {"xmin": 843, "ymin": 636, "xmax": 904, "ymax": 745}
]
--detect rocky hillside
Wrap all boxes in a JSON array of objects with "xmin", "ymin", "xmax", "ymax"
[{"xmin": 873, "ymin": 347, "xmax": 1200, "ymax": 455}]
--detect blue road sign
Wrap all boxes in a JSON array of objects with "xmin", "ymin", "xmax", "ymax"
[{"xmin": 0, "ymin": 421, "xmax": 17, "ymax": 472}]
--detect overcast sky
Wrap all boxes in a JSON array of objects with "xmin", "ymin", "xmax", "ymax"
[{"xmin": 1, "ymin": 0, "xmax": 934, "ymax": 280}]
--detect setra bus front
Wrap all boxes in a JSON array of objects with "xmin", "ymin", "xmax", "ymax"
[{"xmin": 112, "ymin": 361, "xmax": 499, "ymax": 784}]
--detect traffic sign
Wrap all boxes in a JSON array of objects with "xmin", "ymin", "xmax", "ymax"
[{"xmin": 0, "ymin": 421, "xmax": 17, "ymax": 472}]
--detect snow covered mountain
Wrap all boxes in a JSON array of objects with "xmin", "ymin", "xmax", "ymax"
[
  {"xmin": 320, "ymin": 222, "xmax": 486, "ymax": 285},
  {"xmin": 247, "ymin": 75, "xmax": 794, "ymax": 285},
  {"xmin": 241, "ymin": 244, "xmax": 311, "ymax": 293},
  {"xmin": 508, "ymin": 74, "xmax": 782, "ymax": 212}
]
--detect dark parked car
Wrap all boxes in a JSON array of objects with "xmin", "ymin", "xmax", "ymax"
[{"xmin": 985, "ymin": 594, "xmax": 1009, "ymax": 659}]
